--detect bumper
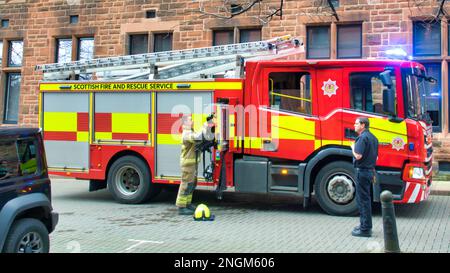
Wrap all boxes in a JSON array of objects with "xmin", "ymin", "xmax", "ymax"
[{"xmin": 374, "ymin": 170, "xmax": 432, "ymax": 203}]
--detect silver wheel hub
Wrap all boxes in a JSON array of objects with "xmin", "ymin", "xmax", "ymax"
[
  {"xmin": 327, "ymin": 175, "xmax": 355, "ymax": 204},
  {"xmin": 18, "ymin": 232, "xmax": 43, "ymax": 253},
  {"xmin": 116, "ymin": 165, "xmax": 142, "ymax": 196}
]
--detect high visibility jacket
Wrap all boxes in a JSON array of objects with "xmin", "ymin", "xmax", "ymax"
[
  {"xmin": 180, "ymin": 125, "xmax": 203, "ymax": 168},
  {"xmin": 180, "ymin": 123, "xmax": 214, "ymax": 168}
]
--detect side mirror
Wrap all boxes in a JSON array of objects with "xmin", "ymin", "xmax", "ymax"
[
  {"xmin": 380, "ymin": 70, "xmax": 393, "ymax": 87},
  {"xmin": 383, "ymin": 88, "xmax": 396, "ymax": 116}
]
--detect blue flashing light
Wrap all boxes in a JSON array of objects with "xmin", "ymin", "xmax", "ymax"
[{"xmin": 409, "ymin": 142, "xmax": 415, "ymax": 151}]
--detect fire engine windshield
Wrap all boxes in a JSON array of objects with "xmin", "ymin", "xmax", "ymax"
[{"xmin": 403, "ymin": 68, "xmax": 428, "ymax": 120}]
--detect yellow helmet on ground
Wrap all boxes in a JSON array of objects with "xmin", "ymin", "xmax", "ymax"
[{"xmin": 193, "ymin": 204, "xmax": 215, "ymax": 221}]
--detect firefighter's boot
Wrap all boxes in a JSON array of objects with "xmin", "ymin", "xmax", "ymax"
[{"xmin": 178, "ymin": 206, "xmax": 195, "ymax": 215}]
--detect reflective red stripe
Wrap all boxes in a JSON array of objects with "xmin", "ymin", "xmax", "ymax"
[
  {"xmin": 95, "ymin": 113, "xmax": 112, "ymax": 132},
  {"xmin": 157, "ymin": 113, "xmax": 183, "ymax": 134},
  {"xmin": 44, "ymin": 131, "xmax": 77, "ymax": 141},
  {"xmin": 77, "ymin": 112, "xmax": 89, "ymax": 132}
]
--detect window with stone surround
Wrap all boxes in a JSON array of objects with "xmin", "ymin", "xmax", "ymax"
[
  {"xmin": 337, "ymin": 24, "xmax": 362, "ymax": 59},
  {"xmin": 307, "ymin": 26, "xmax": 330, "ymax": 59},
  {"xmin": 128, "ymin": 33, "xmax": 173, "ymax": 54},
  {"xmin": 213, "ymin": 28, "xmax": 262, "ymax": 46},
  {"xmin": 3, "ymin": 73, "xmax": 21, "ymax": 124},
  {"xmin": 56, "ymin": 37, "xmax": 94, "ymax": 63},
  {"xmin": 413, "ymin": 21, "xmax": 441, "ymax": 57},
  {"xmin": 1, "ymin": 40, "xmax": 23, "ymax": 124},
  {"xmin": 154, "ymin": 33, "xmax": 173, "ymax": 52},
  {"xmin": 7, "ymin": 40, "xmax": 23, "ymax": 67}
]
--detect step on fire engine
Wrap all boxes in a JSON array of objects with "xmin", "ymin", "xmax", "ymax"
[{"xmin": 36, "ymin": 36, "xmax": 433, "ymax": 216}]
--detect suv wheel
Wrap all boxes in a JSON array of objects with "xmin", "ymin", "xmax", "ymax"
[{"xmin": 3, "ymin": 218, "xmax": 50, "ymax": 253}]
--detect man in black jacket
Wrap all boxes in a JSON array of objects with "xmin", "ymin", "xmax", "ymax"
[{"xmin": 351, "ymin": 117, "xmax": 378, "ymax": 237}]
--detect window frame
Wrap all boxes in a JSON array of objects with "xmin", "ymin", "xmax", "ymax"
[
  {"xmin": 266, "ymin": 69, "xmax": 315, "ymax": 117},
  {"xmin": 7, "ymin": 40, "xmax": 23, "ymax": 67},
  {"xmin": 337, "ymin": 24, "xmax": 362, "ymax": 59},
  {"xmin": 3, "ymin": 72, "xmax": 21, "ymax": 124},
  {"xmin": 307, "ymin": 25, "xmax": 331, "ymax": 59},
  {"xmin": 413, "ymin": 21, "xmax": 441, "ymax": 57}
]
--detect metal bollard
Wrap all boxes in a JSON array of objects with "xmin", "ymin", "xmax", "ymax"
[{"xmin": 380, "ymin": 190, "xmax": 401, "ymax": 253}]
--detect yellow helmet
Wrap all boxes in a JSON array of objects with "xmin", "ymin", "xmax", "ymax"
[{"xmin": 193, "ymin": 204, "xmax": 215, "ymax": 221}]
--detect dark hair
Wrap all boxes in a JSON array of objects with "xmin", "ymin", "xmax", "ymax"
[{"xmin": 357, "ymin": 117, "xmax": 370, "ymax": 129}]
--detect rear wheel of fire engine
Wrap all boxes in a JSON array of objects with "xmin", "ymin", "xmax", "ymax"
[
  {"xmin": 107, "ymin": 156, "xmax": 160, "ymax": 204},
  {"xmin": 314, "ymin": 161, "xmax": 359, "ymax": 216}
]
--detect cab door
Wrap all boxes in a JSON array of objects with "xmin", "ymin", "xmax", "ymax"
[
  {"xmin": 246, "ymin": 66, "xmax": 320, "ymax": 161},
  {"xmin": 315, "ymin": 68, "xmax": 344, "ymax": 148}
]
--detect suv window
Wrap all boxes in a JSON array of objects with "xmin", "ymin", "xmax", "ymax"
[
  {"xmin": 350, "ymin": 72, "xmax": 396, "ymax": 115},
  {"xmin": 0, "ymin": 138, "xmax": 38, "ymax": 180},
  {"xmin": 17, "ymin": 138, "xmax": 38, "ymax": 175},
  {"xmin": 0, "ymin": 140, "xmax": 20, "ymax": 180},
  {"xmin": 269, "ymin": 72, "xmax": 312, "ymax": 114}
]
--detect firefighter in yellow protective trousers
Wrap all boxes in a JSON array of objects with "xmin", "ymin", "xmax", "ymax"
[{"xmin": 176, "ymin": 114, "xmax": 215, "ymax": 215}]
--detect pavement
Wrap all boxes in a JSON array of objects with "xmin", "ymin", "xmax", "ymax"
[
  {"xmin": 48, "ymin": 178, "xmax": 450, "ymax": 253},
  {"xmin": 430, "ymin": 180, "xmax": 450, "ymax": 196}
]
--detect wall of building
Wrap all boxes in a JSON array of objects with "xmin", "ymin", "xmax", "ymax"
[{"xmin": 1, "ymin": 0, "xmax": 449, "ymax": 166}]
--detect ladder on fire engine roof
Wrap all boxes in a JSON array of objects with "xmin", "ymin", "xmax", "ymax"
[{"xmin": 35, "ymin": 35, "xmax": 304, "ymax": 81}]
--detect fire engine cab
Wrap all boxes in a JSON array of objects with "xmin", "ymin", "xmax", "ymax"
[{"xmin": 36, "ymin": 36, "xmax": 433, "ymax": 216}]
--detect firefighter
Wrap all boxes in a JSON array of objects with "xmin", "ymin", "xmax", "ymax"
[
  {"xmin": 351, "ymin": 117, "xmax": 379, "ymax": 238},
  {"xmin": 176, "ymin": 114, "xmax": 215, "ymax": 215}
]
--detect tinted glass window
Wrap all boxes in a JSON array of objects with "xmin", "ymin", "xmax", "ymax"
[
  {"xmin": 0, "ymin": 140, "xmax": 19, "ymax": 180},
  {"xmin": 240, "ymin": 29, "xmax": 261, "ymax": 43},
  {"xmin": 56, "ymin": 38, "xmax": 73, "ymax": 63},
  {"xmin": 17, "ymin": 138, "xmax": 38, "ymax": 175},
  {"xmin": 413, "ymin": 21, "xmax": 441, "ymax": 56},
  {"xmin": 3, "ymin": 73, "xmax": 21, "ymax": 124},
  {"xmin": 269, "ymin": 72, "xmax": 312, "ymax": 114},
  {"xmin": 337, "ymin": 25, "xmax": 362, "ymax": 58},
  {"xmin": 307, "ymin": 26, "xmax": 330, "ymax": 59},
  {"xmin": 129, "ymin": 34, "xmax": 148, "ymax": 55},
  {"xmin": 154, "ymin": 33, "xmax": 173, "ymax": 52},
  {"xmin": 350, "ymin": 72, "xmax": 396, "ymax": 115},
  {"xmin": 213, "ymin": 30, "xmax": 234, "ymax": 46}
]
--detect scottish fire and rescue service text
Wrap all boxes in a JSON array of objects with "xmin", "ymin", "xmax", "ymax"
[
  {"xmin": 72, "ymin": 83, "xmax": 173, "ymax": 90},
  {"xmin": 174, "ymin": 257, "xmax": 275, "ymax": 271}
]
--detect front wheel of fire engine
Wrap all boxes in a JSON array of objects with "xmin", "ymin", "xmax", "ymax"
[
  {"xmin": 107, "ymin": 156, "xmax": 160, "ymax": 204},
  {"xmin": 314, "ymin": 161, "xmax": 359, "ymax": 216}
]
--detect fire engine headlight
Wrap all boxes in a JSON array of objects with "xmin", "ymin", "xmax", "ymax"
[{"xmin": 410, "ymin": 167, "xmax": 425, "ymax": 179}]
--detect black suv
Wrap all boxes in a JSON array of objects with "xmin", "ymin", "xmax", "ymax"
[{"xmin": 0, "ymin": 128, "xmax": 58, "ymax": 253}]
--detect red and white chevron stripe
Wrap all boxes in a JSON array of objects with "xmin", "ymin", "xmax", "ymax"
[{"xmin": 403, "ymin": 182, "xmax": 430, "ymax": 203}]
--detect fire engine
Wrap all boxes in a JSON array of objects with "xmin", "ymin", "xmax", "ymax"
[{"xmin": 36, "ymin": 36, "xmax": 433, "ymax": 216}]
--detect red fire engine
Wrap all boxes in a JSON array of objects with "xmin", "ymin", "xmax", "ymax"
[{"xmin": 36, "ymin": 36, "xmax": 433, "ymax": 215}]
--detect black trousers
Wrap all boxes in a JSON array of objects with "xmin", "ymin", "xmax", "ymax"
[{"xmin": 355, "ymin": 168, "xmax": 374, "ymax": 231}]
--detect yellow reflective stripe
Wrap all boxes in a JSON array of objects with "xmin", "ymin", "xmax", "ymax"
[
  {"xmin": 44, "ymin": 112, "xmax": 78, "ymax": 132},
  {"xmin": 112, "ymin": 113, "xmax": 149, "ymax": 134},
  {"xmin": 40, "ymin": 82, "xmax": 242, "ymax": 92},
  {"xmin": 369, "ymin": 118, "xmax": 407, "ymax": 144},
  {"xmin": 77, "ymin": 132, "xmax": 89, "ymax": 142},
  {"xmin": 95, "ymin": 132, "xmax": 113, "ymax": 140},
  {"xmin": 272, "ymin": 116, "xmax": 315, "ymax": 140},
  {"xmin": 89, "ymin": 93, "xmax": 93, "ymax": 144},
  {"xmin": 244, "ymin": 137, "xmax": 262, "ymax": 149},
  {"xmin": 38, "ymin": 92, "xmax": 43, "ymax": 129},
  {"xmin": 157, "ymin": 134, "xmax": 182, "ymax": 145}
]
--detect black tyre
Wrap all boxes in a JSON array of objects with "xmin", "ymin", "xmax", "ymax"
[
  {"xmin": 107, "ymin": 156, "xmax": 161, "ymax": 204},
  {"xmin": 3, "ymin": 218, "xmax": 50, "ymax": 253},
  {"xmin": 314, "ymin": 161, "xmax": 359, "ymax": 216}
]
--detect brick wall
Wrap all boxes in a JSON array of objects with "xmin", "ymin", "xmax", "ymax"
[{"xmin": 0, "ymin": 0, "xmax": 449, "ymax": 163}]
